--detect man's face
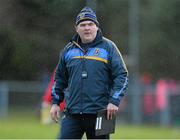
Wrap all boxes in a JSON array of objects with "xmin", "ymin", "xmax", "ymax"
[{"xmin": 76, "ymin": 20, "xmax": 98, "ymax": 44}]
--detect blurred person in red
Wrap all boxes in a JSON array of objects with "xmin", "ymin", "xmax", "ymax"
[
  {"xmin": 140, "ymin": 73, "xmax": 155, "ymax": 123},
  {"xmin": 41, "ymin": 69, "xmax": 65, "ymax": 124},
  {"xmin": 155, "ymin": 79, "xmax": 169, "ymax": 112},
  {"xmin": 155, "ymin": 78, "xmax": 177, "ymax": 112}
]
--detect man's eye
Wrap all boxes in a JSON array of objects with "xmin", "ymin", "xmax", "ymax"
[
  {"xmin": 89, "ymin": 23, "xmax": 94, "ymax": 26},
  {"xmin": 80, "ymin": 24, "xmax": 86, "ymax": 27}
]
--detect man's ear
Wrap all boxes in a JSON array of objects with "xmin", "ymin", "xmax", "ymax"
[{"xmin": 74, "ymin": 25, "xmax": 78, "ymax": 33}]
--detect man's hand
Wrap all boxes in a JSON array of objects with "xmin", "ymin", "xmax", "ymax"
[
  {"xmin": 107, "ymin": 103, "xmax": 118, "ymax": 120},
  {"xmin": 50, "ymin": 104, "xmax": 60, "ymax": 123}
]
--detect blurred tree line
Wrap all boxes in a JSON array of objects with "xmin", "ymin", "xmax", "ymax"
[{"xmin": 0, "ymin": 0, "xmax": 179, "ymax": 81}]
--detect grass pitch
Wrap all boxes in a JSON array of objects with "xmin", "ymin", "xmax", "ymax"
[{"xmin": 0, "ymin": 110, "xmax": 180, "ymax": 139}]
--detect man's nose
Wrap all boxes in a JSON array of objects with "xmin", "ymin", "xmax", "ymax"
[{"xmin": 84, "ymin": 25, "xmax": 90, "ymax": 30}]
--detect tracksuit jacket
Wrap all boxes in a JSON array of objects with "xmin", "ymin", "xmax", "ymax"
[{"xmin": 52, "ymin": 30, "xmax": 128, "ymax": 114}]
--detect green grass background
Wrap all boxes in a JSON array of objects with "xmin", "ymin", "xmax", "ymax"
[{"xmin": 0, "ymin": 111, "xmax": 180, "ymax": 139}]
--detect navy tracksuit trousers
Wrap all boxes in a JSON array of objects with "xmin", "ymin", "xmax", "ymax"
[{"xmin": 58, "ymin": 114, "xmax": 109, "ymax": 139}]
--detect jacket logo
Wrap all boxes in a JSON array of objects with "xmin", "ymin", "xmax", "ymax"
[{"xmin": 94, "ymin": 48, "xmax": 100, "ymax": 56}]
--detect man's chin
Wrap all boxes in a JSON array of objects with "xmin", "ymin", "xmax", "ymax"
[{"xmin": 83, "ymin": 37, "xmax": 92, "ymax": 42}]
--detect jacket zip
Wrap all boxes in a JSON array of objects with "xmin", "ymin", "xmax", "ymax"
[
  {"xmin": 72, "ymin": 41, "xmax": 86, "ymax": 114},
  {"xmin": 80, "ymin": 54, "xmax": 85, "ymax": 114}
]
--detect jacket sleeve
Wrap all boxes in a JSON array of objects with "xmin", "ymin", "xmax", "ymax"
[
  {"xmin": 109, "ymin": 42, "xmax": 129, "ymax": 107},
  {"xmin": 51, "ymin": 50, "xmax": 68, "ymax": 105}
]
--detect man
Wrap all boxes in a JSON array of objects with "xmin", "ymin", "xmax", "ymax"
[{"xmin": 50, "ymin": 7, "xmax": 128, "ymax": 139}]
